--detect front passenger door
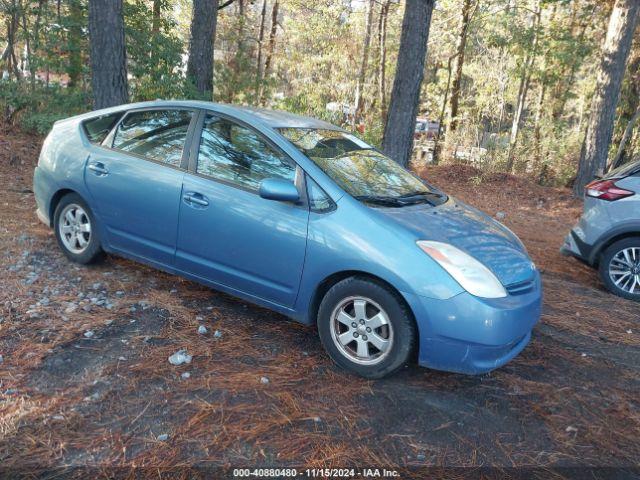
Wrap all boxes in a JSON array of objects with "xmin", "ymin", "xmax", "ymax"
[{"xmin": 175, "ymin": 113, "xmax": 309, "ymax": 307}]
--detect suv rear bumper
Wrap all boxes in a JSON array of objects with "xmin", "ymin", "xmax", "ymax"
[{"xmin": 560, "ymin": 229, "xmax": 593, "ymax": 265}]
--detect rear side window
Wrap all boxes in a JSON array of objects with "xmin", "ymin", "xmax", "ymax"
[
  {"xmin": 112, "ymin": 109, "xmax": 194, "ymax": 167},
  {"xmin": 197, "ymin": 114, "xmax": 296, "ymax": 190},
  {"xmin": 82, "ymin": 113, "xmax": 121, "ymax": 144}
]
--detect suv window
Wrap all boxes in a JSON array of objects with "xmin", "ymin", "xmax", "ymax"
[
  {"xmin": 112, "ymin": 109, "xmax": 193, "ymax": 167},
  {"xmin": 83, "ymin": 112, "xmax": 122, "ymax": 144},
  {"xmin": 197, "ymin": 114, "xmax": 296, "ymax": 190},
  {"xmin": 606, "ymin": 158, "xmax": 640, "ymax": 179}
]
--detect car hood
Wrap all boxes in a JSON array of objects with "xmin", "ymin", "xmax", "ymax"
[{"xmin": 376, "ymin": 198, "xmax": 536, "ymax": 287}]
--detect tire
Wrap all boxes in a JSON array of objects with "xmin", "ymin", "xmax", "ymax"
[
  {"xmin": 598, "ymin": 237, "xmax": 640, "ymax": 302},
  {"xmin": 53, "ymin": 193, "xmax": 103, "ymax": 264},
  {"xmin": 317, "ymin": 276, "xmax": 416, "ymax": 379}
]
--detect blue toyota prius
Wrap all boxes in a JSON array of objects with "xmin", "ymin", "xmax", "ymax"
[{"xmin": 33, "ymin": 100, "xmax": 541, "ymax": 378}]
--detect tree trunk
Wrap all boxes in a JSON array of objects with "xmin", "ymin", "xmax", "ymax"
[
  {"xmin": 18, "ymin": 4, "xmax": 34, "ymax": 88},
  {"xmin": 552, "ymin": 3, "xmax": 596, "ymax": 121},
  {"xmin": 382, "ymin": 0, "xmax": 436, "ymax": 167},
  {"xmin": 505, "ymin": 1, "xmax": 541, "ymax": 173},
  {"xmin": 255, "ymin": 0, "xmax": 268, "ymax": 98},
  {"xmin": 231, "ymin": 0, "xmax": 246, "ymax": 93},
  {"xmin": 532, "ymin": 80, "xmax": 547, "ymax": 172},
  {"xmin": 353, "ymin": 0, "xmax": 375, "ymax": 126},
  {"xmin": 152, "ymin": 0, "xmax": 161, "ymax": 34},
  {"xmin": 433, "ymin": 53, "xmax": 455, "ymax": 165},
  {"xmin": 67, "ymin": 0, "xmax": 83, "ymax": 88},
  {"xmin": 447, "ymin": 0, "xmax": 475, "ymax": 134},
  {"xmin": 88, "ymin": 0, "xmax": 129, "ymax": 109},
  {"xmin": 3, "ymin": 2, "xmax": 22, "ymax": 81},
  {"xmin": 187, "ymin": 0, "xmax": 219, "ymax": 96},
  {"xmin": 377, "ymin": 0, "xmax": 390, "ymax": 122},
  {"xmin": 609, "ymin": 45, "xmax": 640, "ymax": 171},
  {"xmin": 574, "ymin": 0, "xmax": 640, "ymax": 196},
  {"xmin": 609, "ymin": 106, "xmax": 640, "ymax": 171},
  {"xmin": 259, "ymin": 0, "xmax": 279, "ymax": 104},
  {"xmin": 21, "ymin": 0, "xmax": 45, "ymax": 88}
]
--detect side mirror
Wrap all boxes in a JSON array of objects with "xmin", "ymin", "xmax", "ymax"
[{"xmin": 259, "ymin": 178, "xmax": 300, "ymax": 203}]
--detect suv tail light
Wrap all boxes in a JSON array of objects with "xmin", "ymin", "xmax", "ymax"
[{"xmin": 585, "ymin": 179, "xmax": 635, "ymax": 201}]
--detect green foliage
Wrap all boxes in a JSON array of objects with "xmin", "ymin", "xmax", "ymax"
[
  {"xmin": 124, "ymin": 0, "xmax": 188, "ymax": 101},
  {"xmin": 0, "ymin": 0, "xmax": 633, "ymax": 186},
  {"xmin": 0, "ymin": 81, "xmax": 90, "ymax": 134}
]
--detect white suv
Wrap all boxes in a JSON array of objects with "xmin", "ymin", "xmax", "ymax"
[{"xmin": 562, "ymin": 160, "xmax": 640, "ymax": 301}]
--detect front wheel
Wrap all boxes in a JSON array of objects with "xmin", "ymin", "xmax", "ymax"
[
  {"xmin": 54, "ymin": 193, "xmax": 103, "ymax": 264},
  {"xmin": 598, "ymin": 238, "xmax": 640, "ymax": 301},
  {"xmin": 317, "ymin": 276, "xmax": 416, "ymax": 379}
]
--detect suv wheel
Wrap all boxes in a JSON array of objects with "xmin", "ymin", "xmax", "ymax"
[
  {"xmin": 317, "ymin": 276, "xmax": 416, "ymax": 379},
  {"xmin": 599, "ymin": 238, "xmax": 640, "ymax": 301},
  {"xmin": 54, "ymin": 193, "xmax": 103, "ymax": 264}
]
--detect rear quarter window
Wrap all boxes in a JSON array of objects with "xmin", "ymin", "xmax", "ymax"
[{"xmin": 82, "ymin": 113, "xmax": 122, "ymax": 145}]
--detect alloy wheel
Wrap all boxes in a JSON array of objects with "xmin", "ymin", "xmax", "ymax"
[
  {"xmin": 609, "ymin": 247, "xmax": 640, "ymax": 294},
  {"xmin": 329, "ymin": 296, "xmax": 394, "ymax": 365},
  {"xmin": 58, "ymin": 203, "xmax": 92, "ymax": 254}
]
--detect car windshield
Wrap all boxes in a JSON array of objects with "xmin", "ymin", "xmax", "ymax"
[{"xmin": 278, "ymin": 128, "xmax": 447, "ymax": 207}]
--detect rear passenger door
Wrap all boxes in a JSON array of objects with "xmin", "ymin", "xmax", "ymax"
[{"xmin": 84, "ymin": 108, "xmax": 197, "ymax": 265}]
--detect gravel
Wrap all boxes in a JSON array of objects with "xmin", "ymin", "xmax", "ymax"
[{"xmin": 168, "ymin": 349, "xmax": 192, "ymax": 366}]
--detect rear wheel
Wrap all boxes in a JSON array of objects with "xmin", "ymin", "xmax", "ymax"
[
  {"xmin": 54, "ymin": 193, "xmax": 103, "ymax": 264},
  {"xmin": 317, "ymin": 276, "xmax": 416, "ymax": 379},
  {"xmin": 599, "ymin": 238, "xmax": 640, "ymax": 301}
]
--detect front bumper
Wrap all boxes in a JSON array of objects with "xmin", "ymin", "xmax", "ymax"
[{"xmin": 402, "ymin": 273, "xmax": 542, "ymax": 375}]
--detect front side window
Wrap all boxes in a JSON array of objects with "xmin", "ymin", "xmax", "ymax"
[
  {"xmin": 306, "ymin": 175, "xmax": 334, "ymax": 212},
  {"xmin": 112, "ymin": 109, "xmax": 193, "ymax": 167},
  {"xmin": 279, "ymin": 128, "xmax": 447, "ymax": 207},
  {"xmin": 197, "ymin": 114, "xmax": 296, "ymax": 190}
]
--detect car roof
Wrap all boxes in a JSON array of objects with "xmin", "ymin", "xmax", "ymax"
[{"xmin": 83, "ymin": 100, "xmax": 343, "ymax": 131}]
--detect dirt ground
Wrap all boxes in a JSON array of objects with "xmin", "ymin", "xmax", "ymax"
[{"xmin": 1, "ymin": 124, "xmax": 639, "ymax": 479}]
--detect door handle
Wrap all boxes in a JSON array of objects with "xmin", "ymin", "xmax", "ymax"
[
  {"xmin": 88, "ymin": 162, "xmax": 109, "ymax": 176},
  {"xmin": 183, "ymin": 192, "xmax": 209, "ymax": 207}
]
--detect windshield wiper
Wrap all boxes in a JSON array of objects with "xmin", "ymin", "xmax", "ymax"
[
  {"xmin": 396, "ymin": 190, "xmax": 444, "ymax": 200},
  {"xmin": 395, "ymin": 190, "xmax": 446, "ymax": 206},
  {"xmin": 354, "ymin": 195, "xmax": 409, "ymax": 207},
  {"xmin": 354, "ymin": 194, "xmax": 434, "ymax": 207}
]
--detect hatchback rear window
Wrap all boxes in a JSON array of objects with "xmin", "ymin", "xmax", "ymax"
[
  {"xmin": 605, "ymin": 159, "xmax": 640, "ymax": 179},
  {"xmin": 82, "ymin": 113, "xmax": 122, "ymax": 144}
]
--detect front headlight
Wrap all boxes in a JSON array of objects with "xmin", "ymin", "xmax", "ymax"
[{"xmin": 417, "ymin": 240, "xmax": 507, "ymax": 299}]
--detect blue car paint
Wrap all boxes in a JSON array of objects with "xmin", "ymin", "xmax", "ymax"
[
  {"xmin": 175, "ymin": 171, "xmax": 309, "ymax": 307},
  {"xmin": 84, "ymin": 144, "xmax": 186, "ymax": 266},
  {"xmin": 33, "ymin": 100, "xmax": 542, "ymax": 375}
]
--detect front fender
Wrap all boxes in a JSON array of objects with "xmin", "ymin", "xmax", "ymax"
[{"xmin": 294, "ymin": 198, "xmax": 465, "ymax": 323}]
